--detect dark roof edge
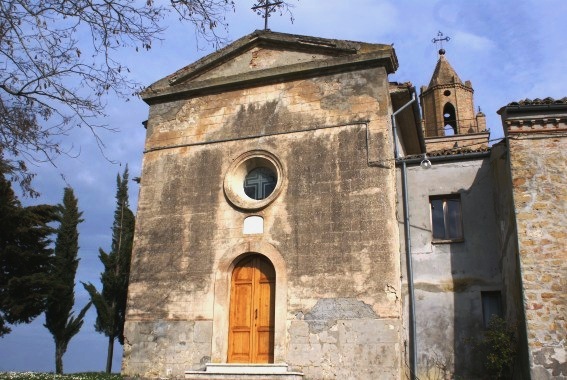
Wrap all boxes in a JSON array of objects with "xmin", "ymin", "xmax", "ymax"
[
  {"xmin": 498, "ymin": 97, "xmax": 567, "ymax": 114},
  {"xmin": 411, "ymin": 86, "xmax": 427, "ymax": 154},
  {"xmin": 421, "ymin": 82, "xmax": 473, "ymax": 96},
  {"xmin": 396, "ymin": 149, "xmax": 491, "ymax": 166},
  {"xmin": 390, "ymin": 82, "xmax": 426, "ymax": 155},
  {"xmin": 423, "ymin": 131, "xmax": 489, "ymax": 142}
]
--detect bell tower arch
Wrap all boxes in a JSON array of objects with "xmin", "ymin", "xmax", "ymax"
[{"xmin": 443, "ymin": 102, "xmax": 457, "ymax": 135}]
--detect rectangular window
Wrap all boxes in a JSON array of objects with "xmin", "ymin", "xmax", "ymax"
[
  {"xmin": 430, "ymin": 195, "xmax": 463, "ymax": 242},
  {"xmin": 481, "ymin": 291, "xmax": 503, "ymax": 328}
]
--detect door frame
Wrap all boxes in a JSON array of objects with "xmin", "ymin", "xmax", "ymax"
[{"xmin": 211, "ymin": 241, "xmax": 288, "ymax": 364}]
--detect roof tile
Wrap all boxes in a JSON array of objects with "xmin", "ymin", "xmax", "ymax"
[{"xmin": 507, "ymin": 97, "xmax": 567, "ymax": 106}]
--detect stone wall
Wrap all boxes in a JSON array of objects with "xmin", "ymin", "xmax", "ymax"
[
  {"xmin": 507, "ymin": 131, "xmax": 567, "ymax": 379},
  {"xmin": 490, "ymin": 143, "xmax": 530, "ymax": 379},
  {"xmin": 124, "ymin": 60, "xmax": 402, "ymax": 379}
]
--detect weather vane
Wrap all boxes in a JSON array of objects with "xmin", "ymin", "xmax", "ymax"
[
  {"xmin": 252, "ymin": 1, "xmax": 284, "ymax": 30},
  {"xmin": 432, "ymin": 31, "xmax": 450, "ymax": 55}
]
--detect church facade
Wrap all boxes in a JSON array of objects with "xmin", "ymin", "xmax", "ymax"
[
  {"xmin": 122, "ymin": 30, "xmax": 566, "ymax": 380},
  {"xmin": 123, "ymin": 30, "xmax": 416, "ymax": 379}
]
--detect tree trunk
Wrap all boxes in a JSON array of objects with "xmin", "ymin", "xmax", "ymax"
[
  {"xmin": 106, "ymin": 335, "xmax": 114, "ymax": 373},
  {"xmin": 55, "ymin": 342, "xmax": 64, "ymax": 374}
]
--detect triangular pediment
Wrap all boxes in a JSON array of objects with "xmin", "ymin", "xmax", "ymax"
[
  {"xmin": 184, "ymin": 45, "xmax": 343, "ymax": 83},
  {"xmin": 141, "ymin": 30, "xmax": 397, "ymax": 103}
]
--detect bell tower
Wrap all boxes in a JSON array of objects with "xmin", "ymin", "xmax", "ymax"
[{"xmin": 420, "ymin": 36, "xmax": 489, "ymax": 152}]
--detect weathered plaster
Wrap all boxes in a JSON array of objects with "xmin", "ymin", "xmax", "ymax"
[
  {"xmin": 124, "ymin": 34, "xmax": 402, "ymax": 379},
  {"xmin": 398, "ymin": 158, "xmax": 502, "ymax": 379}
]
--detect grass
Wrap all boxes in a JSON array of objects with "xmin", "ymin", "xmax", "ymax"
[{"xmin": 0, "ymin": 373, "xmax": 122, "ymax": 380}]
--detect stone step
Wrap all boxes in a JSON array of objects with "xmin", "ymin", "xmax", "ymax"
[{"xmin": 185, "ymin": 363, "xmax": 304, "ymax": 380}]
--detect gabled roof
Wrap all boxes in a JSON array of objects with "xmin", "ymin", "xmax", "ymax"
[
  {"xmin": 427, "ymin": 54, "xmax": 463, "ymax": 89},
  {"xmin": 141, "ymin": 30, "xmax": 398, "ymax": 103}
]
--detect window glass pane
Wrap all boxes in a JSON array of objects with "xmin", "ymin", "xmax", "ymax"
[
  {"xmin": 482, "ymin": 291, "xmax": 502, "ymax": 328},
  {"xmin": 431, "ymin": 199, "xmax": 445, "ymax": 239},
  {"xmin": 244, "ymin": 167, "xmax": 277, "ymax": 200},
  {"xmin": 446, "ymin": 198, "xmax": 462, "ymax": 239}
]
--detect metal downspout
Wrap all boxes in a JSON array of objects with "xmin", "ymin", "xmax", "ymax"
[
  {"xmin": 400, "ymin": 159, "xmax": 417, "ymax": 379},
  {"xmin": 392, "ymin": 93, "xmax": 416, "ymax": 158},
  {"xmin": 391, "ymin": 94, "xmax": 418, "ymax": 380}
]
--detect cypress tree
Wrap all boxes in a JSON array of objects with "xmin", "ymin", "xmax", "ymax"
[
  {"xmin": 0, "ymin": 172, "xmax": 56, "ymax": 336},
  {"xmin": 83, "ymin": 166, "xmax": 135, "ymax": 373},
  {"xmin": 44, "ymin": 187, "xmax": 91, "ymax": 374}
]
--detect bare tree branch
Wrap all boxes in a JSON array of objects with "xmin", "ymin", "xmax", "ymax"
[{"xmin": 0, "ymin": 0, "xmax": 251, "ymax": 195}]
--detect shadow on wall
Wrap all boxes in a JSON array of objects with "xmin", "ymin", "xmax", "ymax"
[
  {"xmin": 450, "ymin": 158, "xmax": 503, "ymax": 379},
  {"xmin": 490, "ymin": 144, "xmax": 531, "ymax": 380}
]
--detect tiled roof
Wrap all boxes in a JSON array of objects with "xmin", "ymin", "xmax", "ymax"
[
  {"xmin": 427, "ymin": 146, "xmax": 490, "ymax": 157},
  {"xmin": 507, "ymin": 97, "xmax": 567, "ymax": 106},
  {"xmin": 401, "ymin": 146, "xmax": 490, "ymax": 160}
]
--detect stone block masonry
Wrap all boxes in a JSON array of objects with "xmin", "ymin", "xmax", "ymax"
[
  {"xmin": 501, "ymin": 100, "xmax": 567, "ymax": 379},
  {"xmin": 508, "ymin": 134, "xmax": 567, "ymax": 379},
  {"xmin": 124, "ymin": 31, "xmax": 402, "ymax": 380}
]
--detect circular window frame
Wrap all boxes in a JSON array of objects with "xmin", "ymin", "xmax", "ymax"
[{"xmin": 224, "ymin": 150, "xmax": 285, "ymax": 210}]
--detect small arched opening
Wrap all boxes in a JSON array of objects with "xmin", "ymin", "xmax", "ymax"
[{"xmin": 443, "ymin": 103, "xmax": 458, "ymax": 135}]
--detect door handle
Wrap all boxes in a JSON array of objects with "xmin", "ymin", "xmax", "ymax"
[{"xmin": 255, "ymin": 309, "xmax": 258, "ymax": 319}]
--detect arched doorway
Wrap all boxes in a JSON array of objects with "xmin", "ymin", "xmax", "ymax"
[{"xmin": 228, "ymin": 254, "xmax": 275, "ymax": 363}]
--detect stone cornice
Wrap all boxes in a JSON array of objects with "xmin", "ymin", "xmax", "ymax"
[
  {"xmin": 140, "ymin": 29, "xmax": 397, "ymax": 104},
  {"xmin": 504, "ymin": 118, "xmax": 567, "ymax": 134},
  {"xmin": 420, "ymin": 82, "xmax": 473, "ymax": 97},
  {"xmin": 141, "ymin": 51, "xmax": 395, "ymax": 104},
  {"xmin": 498, "ymin": 98, "xmax": 567, "ymax": 135}
]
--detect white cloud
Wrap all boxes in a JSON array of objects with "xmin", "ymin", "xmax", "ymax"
[{"xmin": 453, "ymin": 31, "xmax": 496, "ymax": 52}]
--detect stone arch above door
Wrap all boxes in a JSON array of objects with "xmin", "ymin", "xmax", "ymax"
[{"xmin": 211, "ymin": 241, "xmax": 288, "ymax": 364}]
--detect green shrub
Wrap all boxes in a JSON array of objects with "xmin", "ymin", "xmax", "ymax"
[{"xmin": 470, "ymin": 316, "xmax": 518, "ymax": 379}]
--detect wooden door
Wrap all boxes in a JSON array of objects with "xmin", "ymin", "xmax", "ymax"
[{"xmin": 228, "ymin": 255, "xmax": 275, "ymax": 363}]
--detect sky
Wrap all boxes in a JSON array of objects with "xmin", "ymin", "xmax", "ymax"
[{"xmin": 1, "ymin": 0, "xmax": 566, "ymax": 374}]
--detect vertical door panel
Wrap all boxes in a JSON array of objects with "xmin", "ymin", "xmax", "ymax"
[{"xmin": 228, "ymin": 255, "xmax": 275, "ymax": 363}]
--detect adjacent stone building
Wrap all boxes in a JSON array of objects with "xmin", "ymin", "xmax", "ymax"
[
  {"xmin": 498, "ymin": 99, "xmax": 567, "ymax": 378},
  {"xmin": 400, "ymin": 51, "xmax": 566, "ymax": 380},
  {"xmin": 123, "ymin": 29, "xmax": 566, "ymax": 380}
]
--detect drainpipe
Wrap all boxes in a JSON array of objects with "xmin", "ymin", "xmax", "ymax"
[
  {"xmin": 391, "ymin": 93, "xmax": 418, "ymax": 380},
  {"xmin": 392, "ymin": 93, "xmax": 416, "ymax": 159}
]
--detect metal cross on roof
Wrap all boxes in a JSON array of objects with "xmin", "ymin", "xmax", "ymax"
[
  {"xmin": 252, "ymin": 1, "xmax": 284, "ymax": 30},
  {"xmin": 432, "ymin": 31, "xmax": 451, "ymax": 55}
]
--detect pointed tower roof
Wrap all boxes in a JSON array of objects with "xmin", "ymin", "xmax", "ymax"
[{"xmin": 427, "ymin": 53, "xmax": 463, "ymax": 89}]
